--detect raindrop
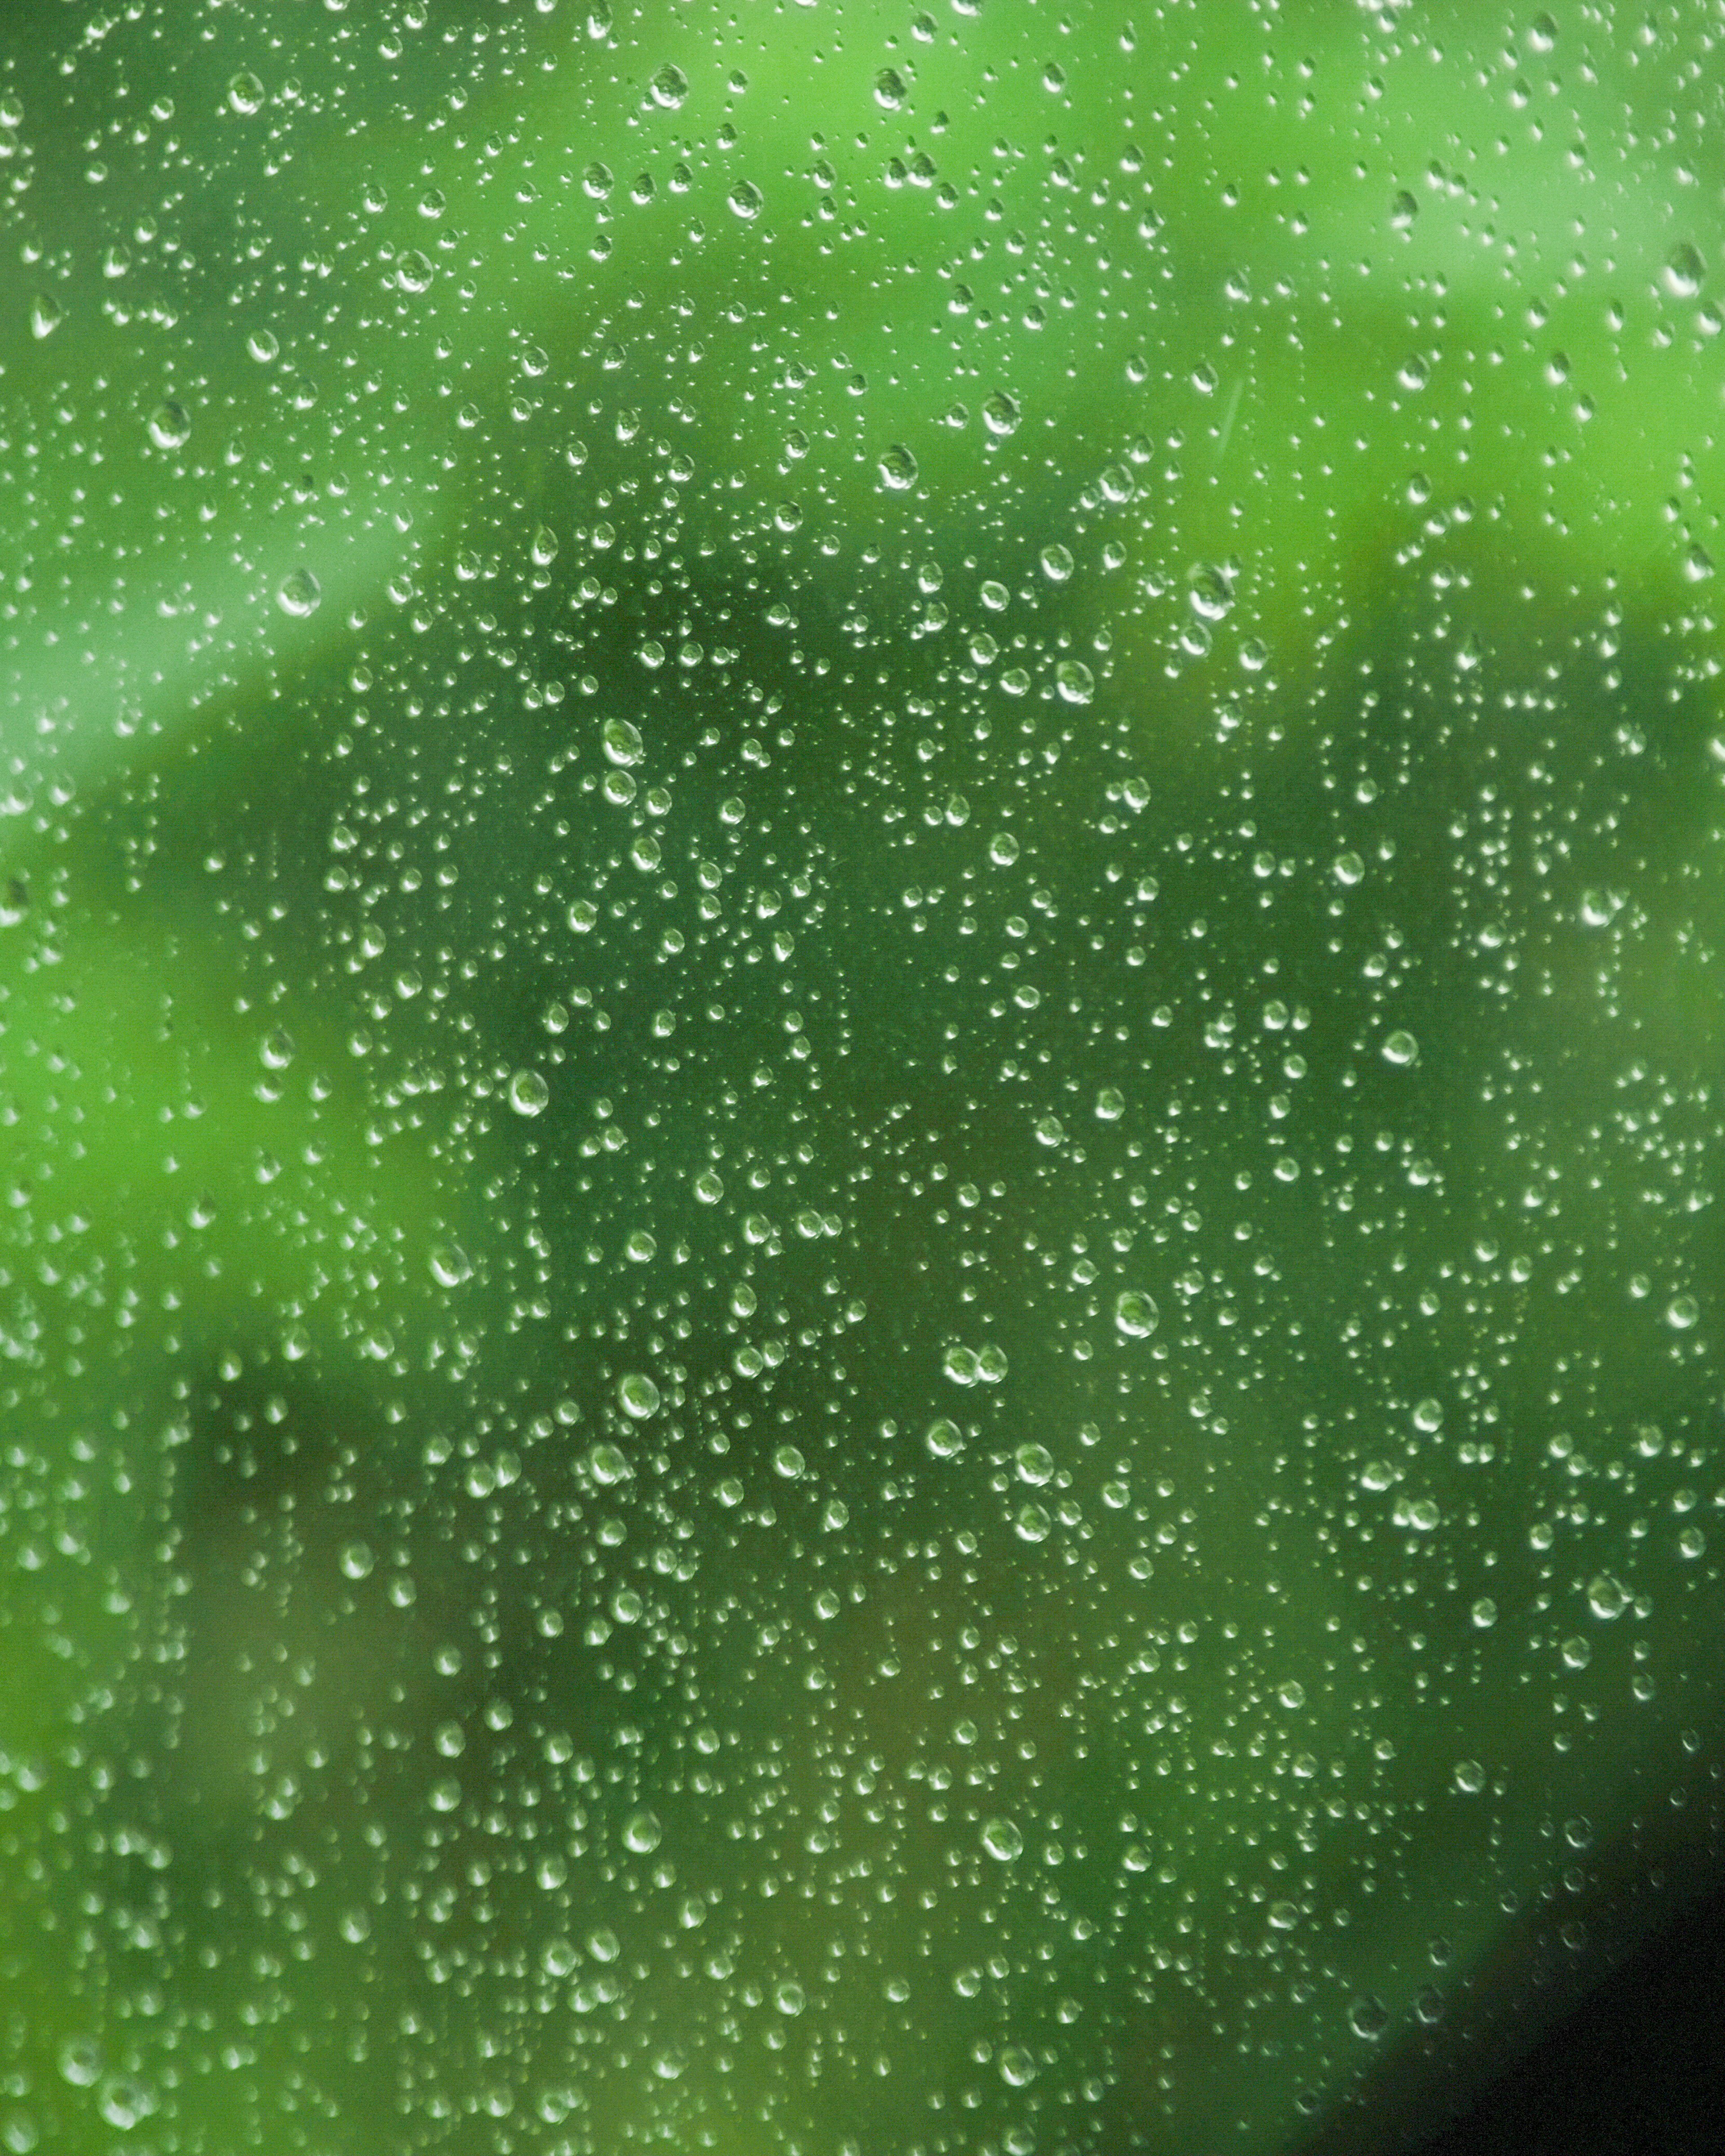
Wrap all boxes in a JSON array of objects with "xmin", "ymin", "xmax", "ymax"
[
  {"xmin": 1390, "ymin": 189, "xmax": 1419, "ymax": 229},
  {"xmin": 148, "ymin": 400, "xmax": 191, "ymax": 450},
  {"xmin": 728, "ymin": 181, "xmax": 764, "ymax": 221},
  {"xmin": 874, "ymin": 67, "xmax": 909, "ymax": 110},
  {"xmin": 623, "ymin": 1808, "xmax": 663, "ymax": 1854},
  {"xmin": 981, "ymin": 1817, "xmax": 1023, "ymax": 1861},
  {"xmin": 340, "ymin": 1541, "xmax": 375, "ymax": 1581},
  {"xmin": 1665, "ymin": 243, "xmax": 1704, "ymax": 298},
  {"xmin": 650, "ymin": 64, "xmax": 689, "ymax": 109},
  {"xmin": 276, "ymin": 569, "xmax": 322, "ymax": 618},
  {"xmin": 590, "ymin": 1443, "xmax": 630, "ymax": 1485},
  {"xmin": 1381, "ymin": 1029, "xmax": 1419, "ymax": 1066},
  {"xmin": 925, "ymin": 1418, "xmax": 964, "ymax": 1458},
  {"xmin": 1587, "ymin": 1574, "xmax": 1628, "ymax": 1621},
  {"xmin": 1040, "ymin": 543, "xmax": 1075, "ymax": 583},
  {"xmin": 982, "ymin": 390, "xmax": 1021, "ymax": 436},
  {"xmin": 1015, "ymin": 1443, "xmax": 1053, "ymax": 1486},
  {"xmin": 1115, "ymin": 1290, "xmax": 1159, "ymax": 1339},
  {"xmin": 878, "ymin": 444, "xmax": 920, "ymax": 491},
  {"xmin": 1055, "ymin": 659, "xmax": 1094, "ymax": 704},
  {"xmin": 602, "ymin": 716, "xmax": 643, "ymax": 766},
  {"xmin": 1454, "ymin": 1760, "xmax": 1486, "ymax": 1794},
  {"xmin": 430, "ymin": 1243, "xmax": 472, "ymax": 1289},
  {"xmin": 396, "ymin": 249, "xmax": 435, "ymax": 294},
  {"xmin": 227, "ymin": 71, "xmax": 266, "ymax": 115},
  {"xmin": 509, "ymin": 1069, "xmax": 549, "ymax": 1116},
  {"xmin": 1349, "ymin": 1995, "xmax": 1391, "ymax": 2041},
  {"xmin": 619, "ymin": 1372, "xmax": 661, "ymax": 1419}
]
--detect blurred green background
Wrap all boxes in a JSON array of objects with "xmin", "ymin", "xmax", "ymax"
[{"xmin": 3, "ymin": 1, "xmax": 1725, "ymax": 2151}]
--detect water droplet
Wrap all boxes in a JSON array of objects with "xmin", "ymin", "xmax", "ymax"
[
  {"xmin": 1349, "ymin": 1994, "xmax": 1390, "ymax": 2041},
  {"xmin": 774, "ymin": 1980, "xmax": 806, "ymax": 2015},
  {"xmin": 1382, "ymin": 1029, "xmax": 1419, "ymax": 1066},
  {"xmin": 590, "ymin": 1442, "xmax": 630, "ymax": 1485},
  {"xmin": 509, "ymin": 1069, "xmax": 549, "ymax": 1116},
  {"xmin": 1561, "ymin": 1635, "xmax": 1592, "ymax": 1670},
  {"xmin": 989, "ymin": 831, "xmax": 1020, "ymax": 866},
  {"xmin": 1014, "ymin": 1503, "xmax": 1051, "ymax": 1542},
  {"xmin": 148, "ymin": 400, "xmax": 191, "ymax": 450},
  {"xmin": 1000, "ymin": 2046, "xmax": 1037, "ymax": 2087},
  {"xmin": 1332, "ymin": 851, "xmax": 1364, "ymax": 886},
  {"xmin": 1014, "ymin": 1443, "xmax": 1053, "ymax": 1486},
  {"xmin": 396, "ymin": 249, "xmax": 435, "ymax": 293},
  {"xmin": 276, "ymin": 569, "xmax": 322, "ymax": 618},
  {"xmin": 650, "ymin": 63, "xmax": 688, "ymax": 109},
  {"xmin": 1587, "ymin": 1573, "xmax": 1628, "ymax": 1621},
  {"xmin": 619, "ymin": 1372, "xmax": 661, "ymax": 1419},
  {"xmin": 925, "ymin": 1418, "xmax": 964, "ymax": 1458},
  {"xmin": 1454, "ymin": 1759, "xmax": 1486, "ymax": 1794},
  {"xmin": 531, "ymin": 525, "xmax": 559, "ymax": 566},
  {"xmin": 1268, "ymin": 1900, "xmax": 1299, "ymax": 1931},
  {"xmin": 587, "ymin": 1926, "xmax": 620, "ymax": 1962},
  {"xmin": 340, "ymin": 1541, "xmax": 375, "ymax": 1581},
  {"xmin": 1055, "ymin": 659, "xmax": 1094, "ymax": 704},
  {"xmin": 942, "ymin": 1345, "xmax": 979, "ymax": 1387},
  {"xmin": 1115, "ymin": 1290, "xmax": 1159, "ymax": 1339},
  {"xmin": 1667, "ymin": 1294, "xmax": 1699, "ymax": 1330},
  {"xmin": 59, "ymin": 2040, "xmax": 103, "ymax": 2088},
  {"xmin": 1391, "ymin": 189, "xmax": 1419, "ymax": 230},
  {"xmin": 874, "ymin": 66, "xmax": 909, "ymax": 110},
  {"xmin": 982, "ymin": 1817, "xmax": 1023, "ymax": 1861},
  {"xmin": 878, "ymin": 443, "xmax": 919, "ymax": 491},
  {"xmin": 623, "ymin": 1808, "xmax": 662, "ymax": 1854},
  {"xmin": 430, "ymin": 1243, "xmax": 472, "ymax": 1289},
  {"xmin": 728, "ymin": 180, "xmax": 764, "ymax": 221},
  {"xmin": 1277, "ymin": 1680, "xmax": 1306, "ymax": 1711},
  {"xmin": 1665, "ymin": 243, "xmax": 1704, "ymax": 298},
  {"xmin": 982, "ymin": 389, "xmax": 1021, "ymax": 436},
  {"xmin": 694, "ymin": 1169, "xmax": 724, "ymax": 1203},
  {"xmin": 228, "ymin": 71, "xmax": 266, "ymax": 115},
  {"xmin": 30, "ymin": 295, "xmax": 63, "ymax": 340},
  {"xmin": 1039, "ymin": 543, "xmax": 1075, "ymax": 583},
  {"xmin": 1471, "ymin": 1596, "xmax": 1497, "ymax": 1629}
]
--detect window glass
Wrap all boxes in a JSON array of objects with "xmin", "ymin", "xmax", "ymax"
[{"xmin": 3, "ymin": 3, "xmax": 1722, "ymax": 2151}]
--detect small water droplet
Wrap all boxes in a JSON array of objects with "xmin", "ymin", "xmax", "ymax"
[
  {"xmin": 878, "ymin": 443, "xmax": 919, "ymax": 491},
  {"xmin": 925, "ymin": 1418, "xmax": 964, "ymax": 1458},
  {"xmin": 1381, "ymin": 1029, "xmax": 1419, "ymax": 1066},
  {"xmin": 1039, "ymin": 543, "xmax": 1075, "ymax": 583},
  {"xmin": 395, "ymin": 249, "xmax": 434, "ymax": 293},
  {"xmin": 728, "ymin": 180, "xmax": 764, "ymax": 220},
  {"xmin": 1587, "ymin": 1573, "xmax": 1628, "ymax": 1621}
]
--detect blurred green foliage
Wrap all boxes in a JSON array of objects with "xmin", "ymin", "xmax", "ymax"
[{"xmin": 3, "ymin": 2, "xmax": 1725, "ymax": 2153}]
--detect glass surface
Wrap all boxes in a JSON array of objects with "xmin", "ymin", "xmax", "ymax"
[{"xmin": 3, "ymin": 3, "xmax": 1723, "ymax": 2151}]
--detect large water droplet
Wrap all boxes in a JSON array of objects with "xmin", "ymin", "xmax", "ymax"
[
  {"xmin": 148, "ymin": 400, "xmax": 191, "ymax": 450},
  {"xmin": 276, "ymin": 569, "xmax": 322, "ymax": 618},
  {"xmin": 878, "ymin": 444, "xmax": 919, "ymax": 491},
  {"xmin": 509, "ymin": 1069, "xmax": 549, "ymax": 1116},
  {"xmin": 981, "ymin": 1817, "xmax": 1023, "ymax": 1861},
  {"xmin": 619, "ymin": 1372, "xmax": 661, "ymax": 1419}
]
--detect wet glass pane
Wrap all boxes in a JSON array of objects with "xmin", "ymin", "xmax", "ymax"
[{"xmin": 3, "ymin": 3, "xmax": 1722, "ymax": 2152}]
